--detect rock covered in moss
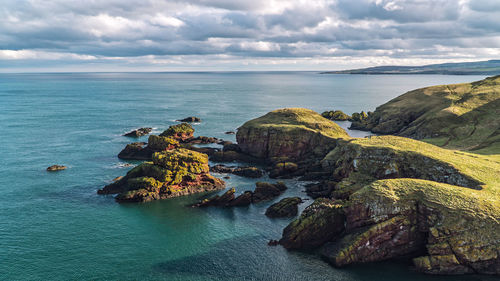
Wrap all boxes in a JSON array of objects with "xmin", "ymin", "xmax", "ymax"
[
  {"xmin": 160, "ymin": 123, "xmax": 194, "ymax": 141},
  {"xmin": 123, "ymin": 127, "xmax": 152, "ymax": 137},
  {"xmin": 321, "ymin": 110, "xmax": 351, "ymax": 121},
  {"xmin": 236, "ymin": 108, "xmax": 349, "ymax": 161},
  {"xmin": 265, "ymin": 197, "xmax": 303, "ymax": 218},
  {"xmin": 176, "ymin": 116, "xmax": 201, "ymax": 123},
  {"xmin": 98, "ymin": 148, "xmax": 225, "ymax": 202},
  {"xmin": 279, "ymin": 198, "xmax": 345, "ymax": 249},
  {"xmin": 46, "ymin": 165, "xmax": 67, "ymax": 171}
]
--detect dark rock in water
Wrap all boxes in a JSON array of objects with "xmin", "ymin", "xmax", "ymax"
[
  {"xmin": 223, "ymin": 143, "xmax": 241, "ymax": 153},
  {"xmin": 98, "ymin": 148, "xmax": 225, "ymax": 203},
  {"xmin": 176, "ymin": 116, "xmax": 201, "ymax": 123},
  {"xmin": 210, "ymin": 164, "xmax": 263, "ymax": 178},
  {"xmin": 268, "ymin": 240, "xmax": 279, "ymax": 246},
  {"xmin": 225, "ymin": 131, "xmax": 235, "ymax": 135},
  {"xmin": 123, "ymin": 127, "xmax": 152, "ymax": 137},
  {"xmin": 187, "ymin": 136, "xmax": 219, "ymax": 144},
  {"xmin": 185, "ymin": 145, "xmax": 219, "ymax": 156},
  {"xmin": 265, "ymin": 197, "xmax": 303, "ymax": 218},
  {"xmin": 209, "ymin": 151, "xmax": 259, "ymax": 163},
  {"xmin": 192, "ymin": 188, "xmax": 235, "ymax": 207},
  {"xmin": 223, "ymin": 176, "xmax": 230, "ymax": 179},
  {"xmin": 280, "ymin": 198, "xmax": 345, "ymax": 249},
  {"xmin": 117, "ymin": 137, "xmax": 177, "ymax": 160},
  {"xmin": 160, "ymin": 123, "xmax": 194, "ymax": 141},
  {"xmin": 229, "ymin": 191, "xmax": 253, "ymax": 206},
  {"xmin": 252, "ymin": 182, "xmax": 287, "ymax": 203},
  {"xmin": 46, "ymin": 165, "xmax": 67, "ymax": 171},
  {"xmin": 304, "ymin": 181, "xmax": 336, "ymax": 199}
]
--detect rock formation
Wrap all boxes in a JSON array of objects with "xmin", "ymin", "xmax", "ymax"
[
  {"xmin": 176, "ymin": 116, "xmax": 201, "ymax": 122},
  {"xmin": 123, "ymin": 127, "xmax": 152, "ymax": 137},
  {"xmin": 98, "ymin": 148, "xmax": 225, "ymax": 202},
  {"xmin": 46, "ymin": 165, "xmax": 67, "ymax": 171},
  {"xmin": 265, "ymin": 197, "xmax": 303, "ymax": 218}
]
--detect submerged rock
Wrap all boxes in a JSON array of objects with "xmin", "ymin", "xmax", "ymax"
[
  {"xmin": 123, "ymin": 127, "xmax": 152, "ymax": 137},
  {"xmin": 176, "ymin": 116, "xmax": 201, "ymax": 123},
  {"xmin": 99, "ymin": 148, "xmax": 225, "ymax": 203},
  {"xmin": 46, "ymin": 165, "xmax": 67, "ymax": 171},
  {"xmin": 265, "ymin": 197, "xmax": 303, "ymax": 218}
]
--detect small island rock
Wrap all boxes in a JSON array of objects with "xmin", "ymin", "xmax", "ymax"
[
  {"xmin": 123, "ymin": 127, "xmax": 152, "ymax": 137},
  {"xmin": 46, "ymin": 165, "xmax": 67, "ymax": 171},
  {"xmin": 265, "ymin": 197, "xmax": 303, "ymax": 218}
]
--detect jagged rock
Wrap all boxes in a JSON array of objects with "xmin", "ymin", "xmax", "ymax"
[
  {"xmin": 280, "ymin": 198, "xmax": 345, "ymax": 249},
  {"xmin": 123, "ymin": 127, "xmax": 152, "ymax": 137},
  {"xmin": 118, "ymin": 136, "xmax": 179, "ymax": 160},
  {"xmin": 192, "ymin": 188, "xmax": 235, "ymax": 207},
  {"xmin": 223, "ymin": 143, "xmax": 242, "ymax": 153},
  {"xmin": 225, "ymin": 131, "xmax": 235, "ymax": 135},
  {"xmin": 187, "ymin": 136, "xmax": 219, "ymax": 144},
  {"xmin": 210, "ymin": 164, "xmax": 263, "ymax": 178},
  {"xmin": 268, "ymin": 240, "xmax": 279, "ymax": 246},
  {"xmin": 176, "ymin": 116, "xmax": 201, "ymax": 123},
  {"xmin": 236, "ymin": 108, "xmax": 349, "ymax": 161},
  {"xmin": 304, "ymin": 181, "xmax": 336, "ymax": 198},
  {"xmin": 252, "ymin": 182, "xmax": 287, "ymax": 203},
  {"xmin": 46, "ymin": 165, "xmax": 67, "ymax": 171},
  {"xmin": 98, "ymin": 148, "xmax": 225, "ymax": 203},
  {"xmin": 228, "ymin": 191, "xmax": 253, "ymax": 206},
  {"xmin": 265, "ymin": 197, "xmax": 303, "ymax": 218},
  {"xmin": 160, "ymin": 123, "xmax": 194, "ymax": 141}
]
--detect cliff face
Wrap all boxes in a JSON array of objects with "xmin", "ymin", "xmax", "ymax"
[
  {"xmin": 236, "ymin": 108, "xmax": 349, "ymax": 161},
  {"xmin": 280, "ymin": 134, "xmax": 500, "ymax": 275},
  {"xmin": 352, "ymin": 75, "xmax": 500, "ymax": 154},
  {"xmin": 98, "ymin": 148, "xmax": 225, "ymax": 202}
]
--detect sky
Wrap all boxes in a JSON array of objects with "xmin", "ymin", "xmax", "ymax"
[{"xmin": 1, "ymin": 0, "xmax": 500, "ymax": 72}]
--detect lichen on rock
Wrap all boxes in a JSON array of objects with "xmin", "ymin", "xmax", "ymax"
[{"xmin": 98, "ymin": 148, "xmax": 225, "ymax": 202}]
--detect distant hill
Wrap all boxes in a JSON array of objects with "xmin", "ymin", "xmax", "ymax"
[{"xmin": 322, "ymin": 60, "xmax": 500, "ymax": 75}]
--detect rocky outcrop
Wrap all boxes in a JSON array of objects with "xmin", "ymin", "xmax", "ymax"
[
  {"xmin": 118, "ymin": 136, "xmax": 179, "ymax": 160},
  {"xmin": 210, "ymin": 164, "xmax": 263, "ymax": 178},
  {"xmin": 46, "ymin": 165, "xmax": 67, "ymax": 171},
  {"xmin": 265, "ymin": 197, "xmax": 303, "ymax": 218},
  {"xmin": 279, "ymin": 198, "xmax": 345, "ymax": 249},
  {"xmin": 321, "ymin": 110, "xmax": 350, "ymax": 121},
  {"xmin": 193, "ymin": 182, "xmax": 288, "ymax": 208},
  {"xmin": 278, "ymin": 134, "xmax": 500, "ymax": 275},
  {"xmin": 176, "ymin": 116, "xmax": 201, "ymax": 123},
  {"xmin": 123, "ymin": 127, "xmax": 152, "ymax": 137},
  {"xmin": 160, "ymin": 123, "xmax": 195, "ymax": 141},
  {"xmin": 98, "ymin": 148, "xmax": 225, "ymax": 202},
  {"xmin": 236, "ymin": 108, "xmax": 349, "ymax": 161}
]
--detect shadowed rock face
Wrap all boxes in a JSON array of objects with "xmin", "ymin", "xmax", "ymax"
[
  {"xmin": 265, "ymin": 197, "xmax": 303, "ymax": 218},
  {"xmin": 236, "ymin": 108, "xmax": 349, "ymax": 161},
  {"xmin": 98, "ymin": 148, "xmax": 225, "ymax": 202}
]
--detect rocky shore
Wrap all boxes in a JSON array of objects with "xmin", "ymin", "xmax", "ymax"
[{"xmin": 98, "ymin": 76, "xmax": 499, "ymax": 276}]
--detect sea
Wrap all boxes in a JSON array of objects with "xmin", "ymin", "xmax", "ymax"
[{"xmin": 0, "ymin": 72, "xmax": 494, "ymax": 281}]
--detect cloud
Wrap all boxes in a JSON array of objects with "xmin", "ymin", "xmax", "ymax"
[{"xmin": 0, "ymin": 0, "xmax": 499, "ymax": 71}]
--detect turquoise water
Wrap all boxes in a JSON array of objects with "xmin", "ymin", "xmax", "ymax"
[{"xmin": 0, "ymin": 72, "xmax": 494, "ymax": 281}]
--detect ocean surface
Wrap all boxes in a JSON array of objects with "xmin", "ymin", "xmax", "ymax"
[{"xmin": 0, "ymin": 72, "xmax": 495, "ymax": 281}]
